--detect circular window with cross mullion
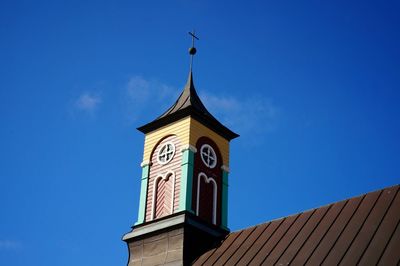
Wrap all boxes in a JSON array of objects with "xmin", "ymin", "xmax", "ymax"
[
  {"xmin": 157, "ymin": 142, "xmax": 175, "ymax": 165},
  {"xmin": 200, "ymin": 144, "xmax": 217, "ymax": 168}
]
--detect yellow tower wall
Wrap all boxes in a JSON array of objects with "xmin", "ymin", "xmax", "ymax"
[
  {"xmin": 142, "ymin": 117, "xmax": 230, "ymax": 166},
  {"xmin": 142, "ymin": 117, "xmax": 191, "ymax": 162},
  {"xmin": 189, "ymin": 118, "xmax": 230, "ymax": 166}
]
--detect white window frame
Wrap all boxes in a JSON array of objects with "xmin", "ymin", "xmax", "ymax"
[
  {"xmin": 157, "ymin": 141, "xmax": 176, "ymax": 165},
  {"xmin": 200, "ymin": 144, "xmax": 217, "ymax": 169}
]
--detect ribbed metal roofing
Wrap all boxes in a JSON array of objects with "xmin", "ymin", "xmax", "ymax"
[{"xmin": 193, "ymin": 184, "xmax": 400, "ymax": 265}]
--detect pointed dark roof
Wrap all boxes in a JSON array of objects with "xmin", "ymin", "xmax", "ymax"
[
  {"xmin": 137, "ymin": 71, "xmax": 239, "ymax": 140},
  {"xmin": 158, "ymin": 71, "xmax": 212, "ymax": 119}
]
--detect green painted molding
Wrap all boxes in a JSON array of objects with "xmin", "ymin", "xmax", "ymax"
[
  {"xmin": 221, "ymin": 170, "xmax": 229, "ymax": 229},
  {"xmin": 178, "ymin": 148, "xmax": 195, "ymax": 212},
  {"xmin": 135, "ymin": 164, "xmax": 150, "ymax": 225}
]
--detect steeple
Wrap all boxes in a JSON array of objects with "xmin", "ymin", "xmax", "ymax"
[{"xmin": 123, "ymin": 32, "xmax": 238, "ymax": 265}]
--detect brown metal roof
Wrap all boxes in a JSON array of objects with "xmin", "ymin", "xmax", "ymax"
[
  {"xmin": 137, "ymin": 71, "xmax": 239, "ymax": 140},
  {"xmin": 192, "ymin": 184, "xmax": 400, "ymax": 265},
  {"xmin": 157, "ymin": 71, "xmax": 211, "ymax": 120}
]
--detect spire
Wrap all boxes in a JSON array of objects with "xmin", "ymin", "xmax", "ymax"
[
  {"xmin": 188, "ymin": 30, "xmax": 199, "ymax": 72},
  {"xmin": 137, "ymin": 32, "xmax": 239, "ymax": 140},
  {"xmin": 156, "ymin": 70, "xmax": 212, "ymax": 119},
  {"xmin": 157, "ymin": 31, "xmax": 207, "ymax": 118}
]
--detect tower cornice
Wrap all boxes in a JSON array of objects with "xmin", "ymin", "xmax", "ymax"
[{"xmin": 137, "ymin": 105, "xmax": 239, "ymax": 141}]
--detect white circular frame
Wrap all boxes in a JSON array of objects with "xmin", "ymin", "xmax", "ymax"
[
  {"xmin": 157, "ymin": 141, "xmax": 176, "ymax": 165},
  {"xmin": 200, "ymin": 144, "xmax": 217, "ymax": 168}
]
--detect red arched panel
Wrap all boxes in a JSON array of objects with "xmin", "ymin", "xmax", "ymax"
[{"xmin": 193, "ymin": 136, "xmax": 223, "ymax": 226}]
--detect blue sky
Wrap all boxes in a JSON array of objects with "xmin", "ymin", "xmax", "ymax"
[{"xmin": 1, "ymin": 0, "xmax": 399, "ymax": 265}]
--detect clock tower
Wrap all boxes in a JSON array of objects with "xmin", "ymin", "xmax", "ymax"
[{"xmin": 123, "ymin": 33, "xmax": 238, "ymax": 265}]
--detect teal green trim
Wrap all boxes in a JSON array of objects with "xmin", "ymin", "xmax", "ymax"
[
  {"xmin": 179, "ymin": 149, "xmax": 195, "ymax": 212},
  {"xmin": 135, "ymin": 164, "xmax": 150, "ymax": 225},
  {"xmin": 221, "ymin": 170, "xmax": 229, "ymax": 229},
  {"xmin": 220, "ymin": 225, "xmax": 230, "ymax": 231}
]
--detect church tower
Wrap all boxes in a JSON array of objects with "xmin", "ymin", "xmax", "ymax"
[{"xmin": 123, "ymin": 32, "xmax": 238, "ymax": 265}]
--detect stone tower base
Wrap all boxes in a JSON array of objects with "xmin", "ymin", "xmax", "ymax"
[{"xmin": 123, "ymin": 212, "xmax": 228, "ymax": 266}]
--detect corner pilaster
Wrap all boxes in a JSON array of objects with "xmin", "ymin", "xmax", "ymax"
[
  {"xmin": 136, "ymin": 161, "xmax": 151, "ymax": 225},
  {"xmin": 178, "ymin": 145, "xmax": 197, "ymax": 212},
  {"xmin": 221, "ymin": 165, "xmax": 230, "ymax": 230}
]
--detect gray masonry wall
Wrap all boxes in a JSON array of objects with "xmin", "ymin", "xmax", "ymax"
[{"xmin": 128, "ymin": 228, "xmax": 184, "ymax": 266}]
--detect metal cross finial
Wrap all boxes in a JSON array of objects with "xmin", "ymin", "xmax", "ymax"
[
  {"xmin": 189, "ymin": 30, "xmax": 199, "ymax": 48},
  {"xmin": 188, "ymin": 30, "xmax": 199, "ymax": 71}
]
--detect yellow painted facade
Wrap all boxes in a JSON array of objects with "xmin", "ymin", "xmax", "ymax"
[
  {"xmin": 189, "ymin": 118, "xmax": 230, "ymax": 166},
  {"xmin": 142, "ymin": 116, "xmax": 230, "ymax": 166},
  {"xmin": 142, "ymin": 117, "xmax": 191, "ymax": 161}
]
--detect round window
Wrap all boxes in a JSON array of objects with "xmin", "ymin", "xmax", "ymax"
[
  {"xmin": 157, "ymin": 142, "xmax": 175, "ymax": 165},
  {"xmin": 200, "ymin": 144, "xmax": 217, "ymax": 168}
]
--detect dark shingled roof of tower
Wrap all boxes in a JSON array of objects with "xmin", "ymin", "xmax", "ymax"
[
  {"xmin": 137, "ymin": 71, "xmax": 239, "ymax": 140},
  {"xmin": 192, "ymin": 184, "xmax": 400, "ymax": 265},
  {"xmin": 158, "ymin": 71, "xmax": 210, "ymax": 119}
]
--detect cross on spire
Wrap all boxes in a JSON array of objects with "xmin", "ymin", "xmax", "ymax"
[
  {"xmin": 188, "ymin": 30, "xmax": 199, "ymax": 71},
  {"xmin": 189, "ymin": 30, "xmax": 199, "ymax": 48}
]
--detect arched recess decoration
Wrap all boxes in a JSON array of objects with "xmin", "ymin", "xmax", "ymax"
[
  {"xmin": 151, "ymin": 171, "xmax": 175, "ymax": 220},
  {"xmin": 196, "ymin": 172, "xmax": 217, "ymax": 225},
  {"xmin": 145, "ymin": 135, "xmax": 182, "ymax": 222},
  {"xmin": 193, "ymin": 136, "xmax": 223, "ymax": 225}
]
